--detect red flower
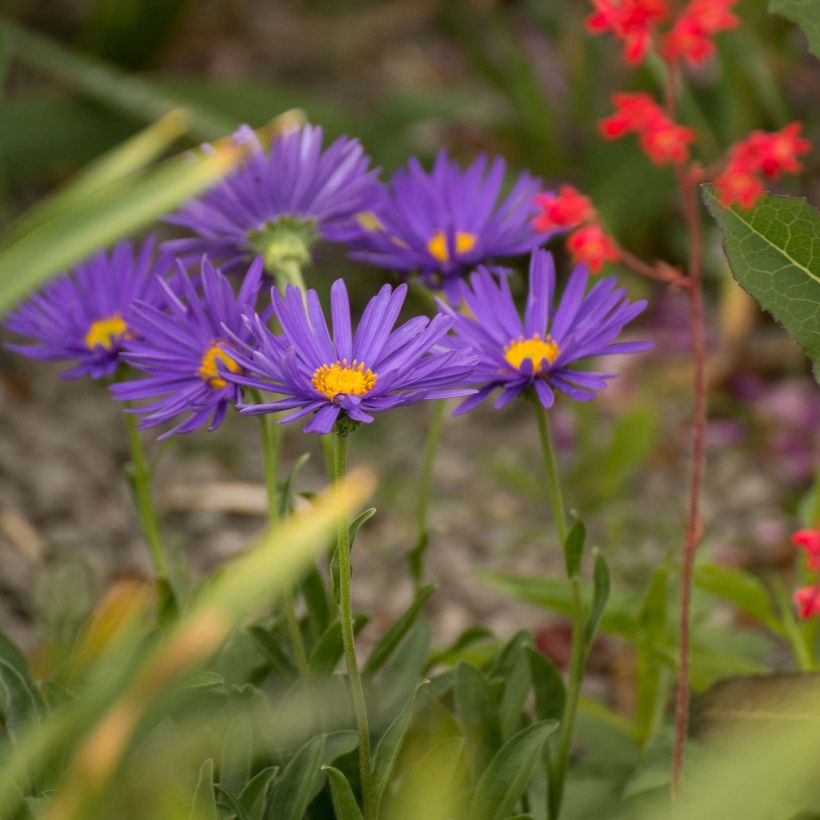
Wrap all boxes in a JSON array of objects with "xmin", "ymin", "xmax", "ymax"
[
  {"xmin": 792, "ymin": 529, "xmax": 820, "ymax": 571},
  {"xmin": 663, "ymin": 0, "xmax": 739, "ymax": 66},
  {"xmin": 794, "ymin": 585, "xmax": 820, "ymax": 620},
  {"xmin": 587, "ymin": 0, "xmax": 669, "ymax": 65},
  {"xmin": 750, "ymin": 123, "xmax": 811, "ymax": 179},
  {"xmin": 640, "ymin": 120, "xmax": 696, "ymax": 164},
  {"xmin": 567, "ymin": 223, "xmax": 620, "ymax": 272},
  {"xmin": 533, "ymin": 186, "xmax": 594, "ymax": 232},
  {"xmin": 714, "ymin": 166, "xmax": 764, "ymax": 208}
]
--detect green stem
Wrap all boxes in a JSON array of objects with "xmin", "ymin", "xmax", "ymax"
[
  {"xmin": 272, "ymin": 257, "xmax": 307, "ymax": 293},
  {"xmin": 534, "ymin": 402, "xmax": 582, "ymax": 820},
  {"xmin": 332, "ymin": 427, "xmax": 375, "ymax": 820},
  {"xmin": 123, "ymin": 411, "xmax": 167, "ymax": 579},
  {"xmin": 258, "ymin": 414, "xmax": 309, "ymax": 680},
  {"xmin": 409, "ymin": 398, "xmax": 447, "ymax": 590}
]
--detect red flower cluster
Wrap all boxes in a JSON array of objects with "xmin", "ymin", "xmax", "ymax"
[
  {"xmin": 663, "ymin": 0, "xmax": 739, "ymax": 66},
  {"xmin": 600, "ymin": 92, "xmax": 695, "ymax": 165},
  {"xmin": 792, "ymin": 529, "xmax": 820, "ymax": 620},
  {"xmin": 533, "ymin": 186, "xmax": 620, "ymax": 273},
  {"xmin": 586, "ymin": 0, "xmax": 669, "ymax": 65},
  {"xmin": 715, "ymin": 123, "xmax": 811, "ymax": 208}
]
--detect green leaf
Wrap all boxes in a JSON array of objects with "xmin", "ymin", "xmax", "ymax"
[
  {"xmin": 322, "ymin": 766, "xmax": 363, "ymax": 820},
  {"xmin": 468, "ymin": 720, "xmax": 558, "ymax": 820},
  {"xmin": 267, "ymin": 734, "xmax": 326, "ymax": 820},
  {"xmin": 703, "ymin": 188, "xmax": 820, "ymax": 374},
  {"xmin": 308, "ymin": 615, "xmax": 368, "ymax": 676},
  {"xmin": 0, "ymin": 659, "xmax": 42, "ymax": 742},
  {"xmin": 584, "ymin": 549, "xmax": 611, "ymax": 650},
  {"xmin": 189, "ymin": 759, "xmax": 217, "ymax": 820},
  {"xmin": 498, "ymin": 642, "xmax": 531, "ymax": 740},
  {"xmin": 331, "ymin": 508, "xmax": 376, "ymax": 605},
  {"xmin": 525, "ymin": 647, "xmax": 565, "ymax": 723},
  {"xmin": 220, "ymin": 715, "xmax": 253, "ymax": 796},
  {"xmin": 364, "ymin": 584, "xmax": 435, "ymax": 677},
  {"xmin": 247, "ymin": 624, "xmax": 296, "ymax": 678},
  {"xmin": 379, "ymin": 622, "xmax": 433, "ymax": 713},
  {"xmin": 278, "ymin": 453, "xmax": 311, "ymax": 519},
  {"xmin": 563, "ymin": 520, "xmax": 585, "ymax": 579},
  {"xmin": 214, "ymin": 784, "xmax": 251, "ymax": 820},
  {"xmin": 769, "ymin": 0, "xmax": 820, "ymax": 57},
  {"xmin": 372, "ymin": 680, "xmax": 430, "ymax": 815},
  {"xmin": 239, "ymin": 766, "xmax": 277, "ymax": 820},
  {"xmin": 454, "ymin": 662, "xmax": 502, "ymax": 783},
  {"xmin": 694, "ymin": 564, "xmax": 783, "ymax": 635},
  {"xmin": 300, "ymin": 564, "xmax": 331, "ymax": 645}
]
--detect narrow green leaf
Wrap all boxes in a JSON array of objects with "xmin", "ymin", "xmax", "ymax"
[
  {"xmin": 301, "ymin": 564, "xmax": 331, "ymax": 644},
  {"xmin": 379, "ymin": 622, "xmax": 433, "ymax": 713},
  {"xmin": 0, "ymin": 660, "xmax": 42, "ymax": 742},
  {"xmin": 239, "ymin": 766, "xmax": 277, "ymax": 820},
  {"xmin": 308, "ymin": 615, "xmax": 368, "ymax": 676},
  {"xmin": 189, "ymin": 759, "xmax": 217, "ymax": 820},
  {"xmin": 525, "ymin": 648, "xmax": 565, "ymax": 723},
  {"xmin": 584, "ymin": 549, "xmax": 611, "ymax": 650},
  {"xmin": 278, "ymin": 453, "xmax": 311, "ymax": 518},
  {"xmin": 468, "ymin": 720, "xmax": 558, "ymax": 820},
  {"xmin": 331, "ymin": 507, "xmax": 376, "ymax": 605},
  {"xmin": 247, "ymin": 625, "xmax": 297, "ymax": 678},
  {"xmin": 427, "ymin": 626, "xmax": 494, "ymax": 668},
  {"xmin": 703, "ymin": 187, "xmax": 820, "ymax": 374},
  {"xmin": 267, "ymin": 734, "xmax": 326, "ymax": 820},
  {"xmin": 373, "ymin": 680, "xmax": 430, "ymax": 815},
  {"xmin": 454, "ymin": 662, "xmax": 502, "ymax": 783},
  {"xmin": 769, "ymin": 0, "xmax": 820, "ymax": 57},
  {"xmin": 563, "ymin": 520, "xmax": 585, "ymax": 579},
  {"xmin": 322, "ymin": 766, "xmax": 363, "ymax": 820},
  {"xmin": 220, "ymin": 715, "xmax": 253, "ymax": 796},
  {"xmin": 0, "ymin": 631, "xmax": 36, "ymax": 692},
  {"xmin": 364, "ymin": 584, "xmax": 435, "ymax": 677},
  {"xmin": 214, "ymin": 784, "xmax": 251, "ymax": 820},
  {"xmin": 498, "ymin": 643, "xmax": 531, "ymax": 740}
]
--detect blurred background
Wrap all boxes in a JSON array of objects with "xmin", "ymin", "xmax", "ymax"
[{"xmin": 0, "ymin": 0, "xmax": 817, "ymax": 703}]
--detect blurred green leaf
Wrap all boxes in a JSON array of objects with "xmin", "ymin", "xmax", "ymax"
[
  {"xmin": 380, "ymin": 622, "xmax": 433, "ymax": 713},
  {"xmin": 190, "ymin": 759, "xmax": 217, "ymax": 820},
  {"xmin": 468, "ymin": 720, "xmax": 559, "ymax": 820},
  {"xmin": 239, "ymin": 765, "xmax": 277, "ymax": 820},
  {"xmin": 454, "ymin": 662, "xmax": 502, "ymax": 783},
  {"xmin": 220, "ymin": 715, "xmax": 253, "ymax": 797},
  {"xmin": 498, "ymin": 642, "xmax": 531, "ymax": 741},
  {"xmin": 308, "ymin": 615, "xmax": 368, "ymax": 676},
  {"xmin": 323, "ymin": 765, "xmax": 363, "ymax": 820},
  {"xmin": 703, "ymin": 188, "xmax": 820, "ymax": 376},
  {"xmin": 267, "ymin": 734, "xmax": 326, "ymax": 820},
  {"xmin": 770, "ymin": 0, "xmax": 820, "ymax": 57},
  {"xmin": 526, "ymin": 647, "xmax": 565, "ymax": 723},
  {"xmin": 247, "ymin": 624, "xmax": 297, "ymax": 678},
  {"xmin": 300, "ymin": 565, "xmax": 331, "ymax": 645},
  {"xmin": 564, "ymin": 521, "xmax": 585, "ymax": 579},
  {"xmin": 0, "ymin": 659, "xmax": 43, "ymax": 743},
  {"xmin": 585, "ymin": 550, "xmax": 611, "ymax": 650}
]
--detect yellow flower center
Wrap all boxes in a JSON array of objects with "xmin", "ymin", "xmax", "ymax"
[
  {"xmin": 198, "ymin": 342, "xmax": 240, "ymax": 389},
  {"xmin": 426, "ymin": 230, "xmax": 477, "ymax": 263},
  {"xmin": 311, "ymin": 359, "xmax": 377, "ymax": 401},
  {"xmin": 84, "ymin": 314, "xmax": 128, "ymax": 351},
  {"xmin": 504, "ymin": 334, "xmax": 560, "ymax": 374}
]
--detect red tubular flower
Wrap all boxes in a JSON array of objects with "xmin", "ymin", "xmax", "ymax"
[
  {"xmin": 567, "ymin": 223, "xmax": 620, "ymax": 273},
  {"xmin": 714, "ymin": 166, "xmax": 764, "ymax": 208},
  {"xmin": 663, "ymin": 0, "xmax": 739, "ymax": 66},
  {"xmin": 586, "ymin": 0, "xmax": 670, "ymax": 65},
  {"xmin": 533, "ymin": 186, "xmax": 594, "ymax": 232},
  {"xmin": 794, "ymin": 585, "xmax": 820, "ymax": 620},
  {"xmin": 792, "ymin": 529, "xmax": 820, "ymax": 571}
]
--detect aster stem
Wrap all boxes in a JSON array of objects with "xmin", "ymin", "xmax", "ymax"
[
  {"xmin": 331, "ymin": 425, "xmax": 375, "ymax": 820},
  {"xmin": 258, "ymin": 413, "xmax": 310, "ymax": 681},
  {"xmin": 123, "ymin": 410, "xmax": 167, "ymax": 580},
  {"xmin": 533, "ymin": 402, "xmax": 583, "ymax": 820},
  {"xmin": 408, "ymin": 398, "xmax": 448, "ymax": 590},
  {"xmin": 272, "ymin": 257, "xmax": 307, "ymax": 293}
]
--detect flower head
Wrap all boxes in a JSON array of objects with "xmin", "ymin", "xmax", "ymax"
[
  {"xmin": 231, "ymin": 279, "xmax": 477, "ymax": 434},
  {"xmin": 714, "ymin": 167, "xmax": 764, "ymax": 208},
  {"xmin": 663, "ymin": 0, "xmax": 739, "ymax": 66},
  {"xmin": 350, "ymin": 150, "xmax": 547, "ymax": 298},
  {"xmin": 164, "ymin": 124, "xmax": 381, "ymax": 276},
  {"xmin": 792, "ymin": 529, "xmax": 820, "ymax": 571},
  {"xmin": 440, "ymin": 250, "xmax": 652, "ymax": 414},
  {"xmin": 567, "ymin": 223, "xmax": 621, "ymax": 272},
  {"xmin": 110, "ymin": 257, "xmax": 264, "ymax": 439},
  {"xmin": 586, "ymin": 0, "xmax": 670, "ymax": 64},
  {"xmin": 3, "ymin": 238, "xmax": 169, "ymax": 380},
  {"xmin": 533, "ymin": 186, "xmax": 594, "ymax": 232},
  {"xmin": 794, "ymin": 585, "xmax": 820, "ymax": 620}
]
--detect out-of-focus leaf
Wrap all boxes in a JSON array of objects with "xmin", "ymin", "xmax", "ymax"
[
  {"xmin": 563, "ymin": 521, "xmax": 585, "ymax": 579},
  {"xmin": 427, "ymin": 626, "xmax": 494, "ymax": 669},
  {"xmin": 694, "ymin": 565, "xmax": 783, "ymax": 635},
  {"xmin": 770, "ymin": 0, "xmax": 820, "ymax": 57},
  {"xmin": 454, "ymin": 662, "xmax": 501, "ymax": 783},
  {"xmin": 379, "ymin": 622, "xmax": 433, "ymax": 713},
  {"xmin": 526, "ymin": 647, "xmax": 565, "ymax": 723},
  {"xmin": 189, "ymin": 759, "xmax": 217, "ymax": 820},
  {"xmin": 703, "ymin": 188, "xmax": 820, "ymax": 376},
  {"xmin": 301, "ymin": 564, "xmax": 331, "ymax": 645},
  {"xmin": 239, "ymin": 765, "xmax": 277, "ymax": 820},
  {"xmin": 308, "ymin": 615, "xmax": 368, "ymax": 676},
  {"xmin": 373, "ymin": 680, "xmax": 430, "ymax": 815},
  {"xmin": 267, "ymin": 734, "xmax": 326, "ymax": 820},
  {"xmin": 468, "ymin": 721, "xmax": 558, "ymax": 820},
  {"xmin": 247, "ymin": 624, "xmax": 297, "ymax": 678},
  {"xmin": 364, "ymin": 584, "xmax": 435, "ymax": 677},
  {"xmin": 220, "ymin": 715, "xmax": 253, "ymax": 796},
  {"xmin": 0, "ymin": 660, "xmax": 43, "ymax": 743},
  {"xmin": 498, "ymin": 642, "xmax": 531, "ymax": 740},
  {"xmin": 584, "ymin": 550, "xmax": 611, "ymax": 650},
  {"xmin": 323, "ymin": 766, "xmax": 363, "ymax": 820}
]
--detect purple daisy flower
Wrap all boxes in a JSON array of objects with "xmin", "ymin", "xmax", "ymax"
[
  {"xmin": 3, "ymin": 237, "xmax": 169, "ymax": 380},
  {"xmin": 350, "ymin": 150, "xmax": 551, "ymax": 298},
  {"xmin": 229, "ymin": 279, "xmax": 477, "ymax": 434},
  {"xmin": 163, "ymin": 124, "xmax": 381, "ymax": 274},
  {"xmin": 110, "ymin": 256, "xmax": 264, "ymax": 439},
  {"xmin": 441, "ymin": 250, "xmax": 652, "ymax": 413}
]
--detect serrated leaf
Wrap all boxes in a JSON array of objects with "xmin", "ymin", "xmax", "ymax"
[
  {"xmin": 364, "ymin": 584, "xmax": 435, "ymax": 677},
  {"xmin": 189, "ymin": 759, "xmax": 217, "ymax": 820},
  {"xmin": 267, "ymin": 734, "xmax": 326, "ymax": 820},
  {"xmin": 703, "ymin": 188, "xmax": 820, "ymax": 374},
  {"xmin": 468, "ymin": 720, "xmax": 558, "ymax": 820},
  {"xmin": 769, "ymin": 0, "xmax": 820, "ymax": 57},
  {"xmin": 525, "ymin": 648, "xmax": 565, "ymax": 723},
  {"xmin": 454, "ymin": 662, "xmax": 502, "ymax": 783},
  {"xmin": 322, "ymin": 766, "xmax": 363, "ymax": 820},
  {"xmin": 372, "ymin": 680, "xmax": 430, "ymax": 815}
]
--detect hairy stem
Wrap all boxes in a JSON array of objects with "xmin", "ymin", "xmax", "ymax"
[{"xmin": 332, "ymin": 427, "xmax": 375, "ymax": 819}]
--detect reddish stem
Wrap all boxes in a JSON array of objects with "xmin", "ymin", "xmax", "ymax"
[{"xmin": 618, "ymin": 247, "xmax": 689, "ymax": 288}]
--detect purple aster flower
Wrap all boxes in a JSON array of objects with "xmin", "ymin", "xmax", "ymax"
[
  {"xmin": 164, "ymin": 124, "xmax": 381, "ymax": 276},
  {"xmin": 228, "ymin": 279, "xmax": 477, "ymax": 434},
  {"xmin": 3, "ymin": 237, "xmax": 169, "ymax": 380},
  {"xmin": 441, "ymin": 250, "xmax": 652, "ymax": 413},
  {"xmin": 350, "ymin": 150, "xmax": 551, "ymax": 298},
  {"xmin": 110, "ymin": 256, "xmax": 264, "ymax": 439}
]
